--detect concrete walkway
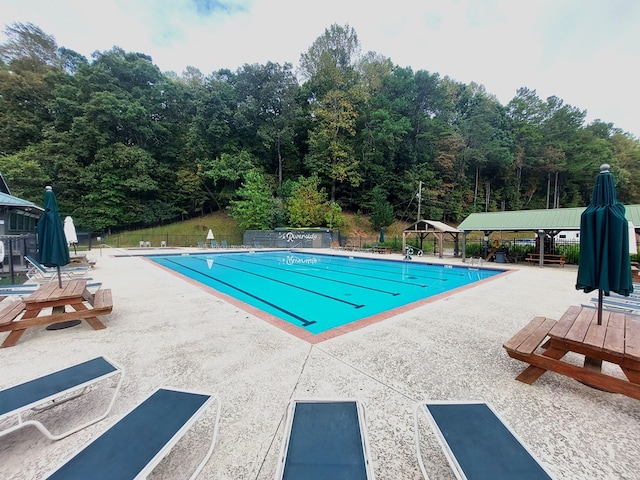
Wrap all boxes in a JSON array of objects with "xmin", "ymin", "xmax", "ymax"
[{"xmin": 1, "ymin": 247, "xmax": 639, "ymax": 479}]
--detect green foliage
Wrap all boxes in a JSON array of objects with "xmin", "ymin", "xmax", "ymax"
[
  {"xmin": 555, "ymin": 244, "xmax": 580, "ymax": 264},
  {"xmin": 228, "ymin": 170, "xmax": 273, "ymax": 230},
  {"xmin": 286, "ymin": 175, "xmax": 330, "ymax": 227},
  {"xmin": 465, "ymin": 242, "xmax": 483, "ymax": 257},
  {"xmin": 368, "ymin": 186, "xmax": 394, "ymax": 231},
  {"xmin": 2, "ymin": 20, "xmax": 640, "ymax": 236},
  {"xmin": 325, "ymin": 201, "xmax": 345, "ymax": 229}
]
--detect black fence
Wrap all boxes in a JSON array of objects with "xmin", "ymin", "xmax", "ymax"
[
  {"xmin": 0, "ymin": 234, "xmax": 38, "ymax": 283},
  {"xmin": 101, "ymin": 233, "xmax": 243, "ymax": 248}
]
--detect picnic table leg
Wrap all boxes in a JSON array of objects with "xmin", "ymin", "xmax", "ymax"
[
  {"xmin": 71, "ymin": 302, "xmax": 106, "ymax": 330},
  {"xmin": 1, "ymin": 308, "xmax": 41, "ymax": 348},
  {"xmin": 1, "ymin": 329, "xmax": 26, "ymax": 348},
  {"xmin": 622, "ymin": 368, "xmax": 640, "ymax": 384},
  {"xmin": 516, "ymin": 345, "xmax": 569, "ymax": 384}
]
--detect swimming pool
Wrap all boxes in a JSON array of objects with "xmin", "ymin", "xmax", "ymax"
[{"xmin": 151, "ymin": 251, "xmax": 504, "ymax": 336}]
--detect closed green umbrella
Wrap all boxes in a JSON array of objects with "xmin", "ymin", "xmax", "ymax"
[
  {"xmin": 37, "ymin": 186, "xmax": 70, "ymax": 288},
  {"xmin": 576, "ymin": 164, "xmax": 633, "ymax": 324}
]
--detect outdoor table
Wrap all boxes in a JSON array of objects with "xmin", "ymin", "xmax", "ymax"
[
  {"xmin": 504, "ymin": 305, "xmax": 640, "ymax": 400},
  {"xmin": 0, "ymin": 279, "xmax": 112, "ymax": 347}
]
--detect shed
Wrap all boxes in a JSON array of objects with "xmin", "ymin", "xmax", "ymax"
[{"xmin": 403, "ymin": 220, "xmax": 461, "ymax": 258}]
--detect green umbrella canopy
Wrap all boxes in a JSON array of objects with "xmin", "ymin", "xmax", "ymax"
[
  {"xmin": 576, "ymin": 165, "xmax": 633, "ymax": 322},
  {"xmin": 37, "ymin": 186, "xmax": 71, "ymax": 268}
]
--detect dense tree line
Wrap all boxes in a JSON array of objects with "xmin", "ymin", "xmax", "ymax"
[{"xmin": 1, "ymin": 22, "xmax": 639, "ymax": 232}]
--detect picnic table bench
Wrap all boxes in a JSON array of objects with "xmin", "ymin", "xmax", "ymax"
[{"xmin": 526, "ymin": 253, "xmax": 566, "ymax": 267}]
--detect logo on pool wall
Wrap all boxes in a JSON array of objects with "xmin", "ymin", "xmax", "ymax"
[
  {"xmin": 283, "ymin": 255, "xmax": 319, "ymax": 266},
  {"xmin": 278, "ymin": 231, "xmax": 318, "ymax": 243}
]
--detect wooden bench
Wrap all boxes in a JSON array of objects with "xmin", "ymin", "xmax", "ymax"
[
  {"xmin": 526, "ymin": 253, "xmax": 566, "ymax": 267},
  {"xmin": 372, "ymin": 246, "xmax": 391, "ymax": 254},
  {"xmin": 92, "ymin": 289, "xmax": 113, "ymax": 311},
  {"xmin": 0, "ymin": 301, "xmax": 26, "ymax": 327},
  {"xmin": 503, "ymin": 316, "xmax": 557, "ymax": 383}
]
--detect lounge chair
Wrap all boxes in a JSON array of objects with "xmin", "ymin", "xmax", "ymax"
[
  {"xmin": 45, "ymin": 387, "xmax": 221, "ymax": 480},
  {"xmin": 211, "ymin": 240, "xmax": 218, "ymax": 248},
  {"xmin": 24, "ymin": 255, "xmax": 90, "ymax": 282},
  {"xmin": 221, "ymin": 240, "xmax": 228, "ymax": 248},
  {"xmin": 0, "ymin": 280, "xmax": 102, "ymax": 297},
  {"xmin": 588, "ymin": 296, "xmax": 640, "ymax": 313},
  {"xmin": 275, "ymin": 399, "xmax": 375, "ymax": 480},
  {"xmin": 0, "ymin": 356, "xmax": 123, "ymax": 441},
  {"xmin": 414, "ymin": 401, "xmax": 553, "ymax": 480}
]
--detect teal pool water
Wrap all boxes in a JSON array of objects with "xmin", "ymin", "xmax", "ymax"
[{"xmin": 151, "ymin": 251, "xmax": 502, "ymax": 335}]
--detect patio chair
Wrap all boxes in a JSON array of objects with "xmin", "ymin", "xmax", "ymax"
[
  {"xmin": 0, "ymin": 356, "xmax": 123, "ymax": 441},
  {"xmin": 0, "ymin": 280, "xmax": 102, "ymax": 297},
  {"xmin": 588, "ymin": 295, "xmax": 640, "ymax": 313},
  {"xmin": 275, "ymin": 399, "xmax": 375, "ymax": 480},
  {"xmin": 45, "ymin": 387, "xmax": 221, "ymax": 480},
  {"xmin": 211, "ymin": 240, "xmax": 218, "ymax": 248},
  {"xmin": 414, "ymin": 401, "xmax": 553, "ymax": 480},
  {"xmin": 24, "ymin": 255, "xmax": 90, "ymax": 282},
  {"xmin": 221, "ymin": 240, "xmax": 228, "ymax": 248}
]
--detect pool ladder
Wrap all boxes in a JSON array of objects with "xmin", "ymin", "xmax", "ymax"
[{"xmin": 469, "ymin": 257, "xmax": 484, "ymax": 268}]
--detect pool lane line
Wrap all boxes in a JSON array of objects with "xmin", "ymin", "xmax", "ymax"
[
  {"xmin": 191, "ymin": 257, "xmax": 370, "ymax": 307},
  {"xmin": 163, "ymin": 259, "xmax": 318, "ymax": 328},
  {"xmin": 213, "ymin": 255, "xmax": 407, "ymax": 294},
  {"xmin": 168, "ymin": 256, "xmax": 367, "ymax": 308},
  {"xmin": 233, "ymin": 251, "xmax": 455, "ymax": 283}
]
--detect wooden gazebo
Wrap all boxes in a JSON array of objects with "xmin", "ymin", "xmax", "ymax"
[{"xmin": 402, "ymin": 220, "xmax": 461, "ymax": 258}]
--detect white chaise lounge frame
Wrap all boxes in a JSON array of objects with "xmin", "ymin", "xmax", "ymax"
[{"xmin": 0, "ymin": 356, "xmax": 123, "ymax": 441}]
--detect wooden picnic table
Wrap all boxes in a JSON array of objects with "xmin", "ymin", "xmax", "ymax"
[
  {"xmin": 504, "ymin": 305, "xmax": 640, "ymax": 400},
  {"xmin": 0, "ymin": 279, "xmax": 113, "ymax": 348}
]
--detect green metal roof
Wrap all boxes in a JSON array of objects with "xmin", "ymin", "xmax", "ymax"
[
  {"xmin": 458, "ymin": 205, "xmax": 640, "ymax": 232},
  {"xmin": 0, "ymin": 192, "xmax": 43, "ymax": 211}
]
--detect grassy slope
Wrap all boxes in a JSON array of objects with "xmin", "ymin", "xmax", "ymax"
[{"xmin": 111, "ymin": 211, "xmax": 411, "ymax": 247}]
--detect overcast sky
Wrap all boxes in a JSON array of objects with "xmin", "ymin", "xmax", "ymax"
[{"xmin": 3, "ymin": 0, "xmax": 639, "ymax": 137}]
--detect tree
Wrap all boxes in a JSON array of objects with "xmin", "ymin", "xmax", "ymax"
[
  {"xmin": 369, "ymin": 186, "xmax": 394, "ymax": 231},
  {"xmin": 228, "ymin": 170, "xmax": 273, "ymax": 229},
  {"xmin": 305, "ymin": 90, "xmax": 361, "ymax": 200},
  {"xmin": 198, "ymin": 150, "xmax": 257, "ymax": 210},
  {"xmin": 234, "ymin": 62, "xmax": 302, "ymax": 186},
  {"xmin": 0, "ymin": 22, "xmax": 60, "ymax": 73},
  {"xmin": 299, "ymin": 23, "xmax": 360, "ymax": 92},
  {"xmin": 286, "ymin": 175, "xmax": 330, "ymax": 227}
]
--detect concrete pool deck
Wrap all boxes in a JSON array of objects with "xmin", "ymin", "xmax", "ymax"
[{"xmin": 1, "ymin": 247, "xmax": 639, "ymax": 479}]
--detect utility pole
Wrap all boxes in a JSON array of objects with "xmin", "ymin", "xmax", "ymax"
[{"xmin": 416, "ymin": 181, "xmax": 422, "ymax": 221}]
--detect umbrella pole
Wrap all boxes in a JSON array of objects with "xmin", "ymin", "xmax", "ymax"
[
  {"xmin": 597, "ymin": 289, "xmax": 603, "ymax": 325},
  {"xmin": 57, "ymin": 266, "xmax": 62, "ymax": 289}
]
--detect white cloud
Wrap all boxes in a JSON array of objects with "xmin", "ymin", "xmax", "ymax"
[{"xmin": 2, "ymin": 0, "xmax": 639, "ymax": 135}]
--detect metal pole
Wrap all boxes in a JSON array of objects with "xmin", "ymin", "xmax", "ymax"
[{"xmin": 417, "ymin": 181, "xmax": 422, "ymax": 222}]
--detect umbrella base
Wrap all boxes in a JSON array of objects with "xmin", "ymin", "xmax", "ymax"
[{"xmin": 46, "ymin": 320, "xmax": 82, "ymax": 330}]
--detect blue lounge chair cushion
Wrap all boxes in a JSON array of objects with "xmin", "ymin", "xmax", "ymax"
[
  {"xmin": 1, "ymin": 356, "xmax": 123, "ymax": 441},
  {"xmin": 1, "ymin": 357, "xmax": 117, "ymax": 417},
  {"xmin": 422, "ymin": 403, "xmax": 552, "ymax": 480},
  {"xmin": 47, "ymin": 388, "xmax": 214, "ymax": 480},
  {"xmin": 281, "ymin": 401, "xmax": 370, "ymax": 480}
]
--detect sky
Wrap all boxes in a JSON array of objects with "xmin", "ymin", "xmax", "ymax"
[{"xmin": 2, "ymin": 0, "xmax": 639, "ymax": 137}]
